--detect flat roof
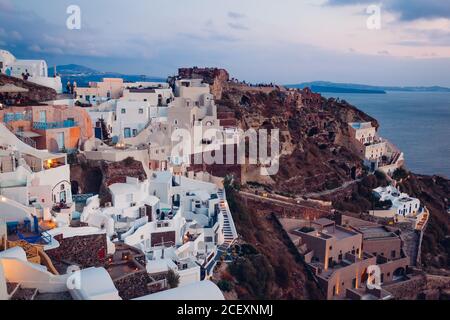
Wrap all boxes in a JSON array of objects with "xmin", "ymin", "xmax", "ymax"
[
  {"xmin": 312, "ymin": 218, "xmax": 335, "ymax": 227},
  {"xmin": 349, "ymin": 122, "xmax": 373, "ymax": 130},
  {"xmin": 356, "ymin": 226, "xmax": 397, "ymax": 240},
  {"xmin": 16, "ymin": 131, "xmax": 41, "ymax": 138}
]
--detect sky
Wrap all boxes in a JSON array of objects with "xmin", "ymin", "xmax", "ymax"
[{"xmin": 1, "ymin": 0, "xmax": 450, "ymax": 86}]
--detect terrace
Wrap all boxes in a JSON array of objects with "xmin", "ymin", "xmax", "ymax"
[
  {"xmin": 316, "ymin": 252, "xmax": 374, "ymax": 279},
  {"xmin": 105, "ymin": 243, "xmax": 146, "ymax": 280}
]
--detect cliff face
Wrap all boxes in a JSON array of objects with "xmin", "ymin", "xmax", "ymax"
[
  {"xmin": 70, "ymin": 155, "xmax": 147, "ymax": 206},
  {"xmin": 178, "ymin": 67, "xmax": 229, "ymax": 99},
  {"xmin": 182, "ymin": 67, "xmax": 377, "ymax": 195},
  {"xmin": 0, "ymin": 74, "xmax": 57, "ymax": 103}
]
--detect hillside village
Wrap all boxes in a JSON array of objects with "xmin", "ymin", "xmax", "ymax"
[{"xmin": 0, "ymin": 50, "xmax": 448, "ymax": 300}]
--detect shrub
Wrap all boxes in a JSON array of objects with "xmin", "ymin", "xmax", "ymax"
[
  {"xmin": 217, "ymin": 280, "xmax": 233, "ymax": 292},
  {"xmin": 240, "ymin": 244, "xmax": 259, "ymax": 256},
  {"xmin": 393, "ymin": 168, "xmax": 408, "ymax": 181},
  {"xmin": 167, "ymin": 269, "xmax": 180, "ymax": 288},
  {"xmin": 123, "ymin": 156, "xmax": 135, "ymax": 166},
  {"xmin": 229, "ymin": 254, "xmax": 274, "ymax": 299}
]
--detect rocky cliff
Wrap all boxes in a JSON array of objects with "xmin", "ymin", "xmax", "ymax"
[
  {"xmin": 182, "ymin": 67, "xmax": 377, "ymax": 195},
  {"xmin": 180, "ymin": 67, "xmax": 449, "ymax": 298}
]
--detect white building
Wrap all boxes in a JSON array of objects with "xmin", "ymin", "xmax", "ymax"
[
  {"xmin": 348, "ymin": 122, "xmax": 404, "ymax": 174},
  {"xmin": 75, "ymin": 78, "xmax": 124, "ymax": 105},
  {"xmin": 0, "ymin": 50, "xmax": 62, "ymax": 93},
  {"xmin": 122, "ymin": 84, "xmax": 173, "ymax": 106},
  {"xmin": 373, "ymin": 185, "xmax": 421, "ymax": 217},
  {"xmin": 81, "ymin": 171, "xmax": 237, "ymax": 287},
  {"xmin": 0, "ymin": 123, "xmax": 72, "ymax": 211}
]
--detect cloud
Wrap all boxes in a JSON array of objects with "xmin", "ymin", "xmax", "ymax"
[
  {"xmin": 393, "ymin": 28, "xmax": 450, "ymax": 47},
  {"xmin": 0, "ymin": 0, "xmax": 13, "ymax": 11},
  {"xmin": 326, "ymin": 0, "xmax": 450, "ymax": 21},
  {"xmin": 228, "ymin": 11, "xmax": 246, "ymax": 19},
  {"xmin": 228, "ymin": 22, "xmax": 249, "ymax": 31},
  {"xmin": 227, "ymin": 11, "xmax": 249, "ymax": 30},
  {"xmin": 9, "ymin": 30, "xmax": 22, "ymax": 40},
  {"xmin": 178, "ymin": 31, "xmax": 239, "ymax": 43}
]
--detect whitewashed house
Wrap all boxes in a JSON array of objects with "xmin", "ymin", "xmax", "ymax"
[
  {"xmin": 373, "ymin": 185, "xmax": 421, "ymax": 217},
  {"xmin": 0, "ymin": 50, "xmax": 62, "ymax": 93}
]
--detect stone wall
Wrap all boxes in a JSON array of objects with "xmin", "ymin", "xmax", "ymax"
[
  {"xmin": 383, "ymin": 274, "xmax": 450, "ymax": 300},
  {"xmin": 114, "ymin": 271, "xmax": 152, "ymax": 300},
  {"xmin": 240, "ymin": 195, "xmax": 330, "ymax": 220},
  {"xmin": 46, "ymin": 234, "xmax": 107, "ymax": 269}
]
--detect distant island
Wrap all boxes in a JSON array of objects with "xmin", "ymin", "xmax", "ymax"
[
  {"xmin": 286, "ymin": 81, "xmax": 450, "ymax": 93},
  {"xmin": 49, "ymin": 64, "xmax": 166, "ymax": 86}
]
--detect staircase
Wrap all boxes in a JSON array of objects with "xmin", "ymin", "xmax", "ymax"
[
  {"xmin": 217, "ymin": 189, "xmax": 238, "ymax": 247},
  {"xmin": 8, "ymin": 282, "xmax": 39, "ymax": 300},
  {"xmin": 16, "ymin": 135, "xmax": 37, "ymax": 149}
]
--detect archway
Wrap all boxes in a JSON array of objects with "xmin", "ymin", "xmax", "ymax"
[
  {"xmin": 71, "ymin": 180, "xmax": 80, "ymax": 195},
  {"xmin": 393, "ymin": 267, "xmax": 405, "ymax": 280}
]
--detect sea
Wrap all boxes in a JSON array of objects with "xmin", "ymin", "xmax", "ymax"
[{"xmin": 322, "ymin": 92, "xmax": 450, "ymax": 178}]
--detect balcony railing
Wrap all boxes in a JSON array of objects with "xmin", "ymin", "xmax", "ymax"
[
  {"xmin": 33, "ymin": 120, "xmax": 77, "ymax": 130},
  {"xmin": 4, "ymin": 112, "xmax": 32, "ymax": 123}
]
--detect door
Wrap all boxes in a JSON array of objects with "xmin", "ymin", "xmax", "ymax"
[
  {"xmin": 39, "ymin": 110, "xmax": 47, "ymax": 122},
  {"xmin": 124, "ymin": 128, "xmax": 131, "ymax": 138},
  {"xmin": 146, "ymin": 205, "xmax": 153, "ymax": 222},
  {"xmin": 56, "ymin": 132, "xmax": 65, "ymax": 150},
  {"xmin": 94, "ymin": 127, "xmax": 103, "ymax": 139},
  {"xmin": 60, "ymin": 191, "xmax": 67, "ymax": 203}
]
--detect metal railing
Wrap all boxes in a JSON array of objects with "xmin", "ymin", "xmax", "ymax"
[
  {"xmin": 3, "ymin": 112, "xmax": 32, "ymax": 123},
  {"xmin": 33, "ymin": 120, "xmax": 77, "ymax": 130}
]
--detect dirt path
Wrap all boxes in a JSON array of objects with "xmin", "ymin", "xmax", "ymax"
[{"xmin": 298, "ymin": 179, "xmax": 361, "ymax": 199}]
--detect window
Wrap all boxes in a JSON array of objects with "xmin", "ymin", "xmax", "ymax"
[
  {"xmin": 391, "ymin": 250, "xmax": 396, "ymax": 258},
  {"xmin": 332, "ymin": 286, "xmax": 336, "ymax": 296},
  {"xmin": 121, "ymin": 108, "xmax": 126, "ymax": 114},
  {"xmin": 139, "ymin": 108, "xmax": 144, "ymax": 114},
  {"xmin": 352, "ymin": 278, "xmax": 357, "ymax": 288}
]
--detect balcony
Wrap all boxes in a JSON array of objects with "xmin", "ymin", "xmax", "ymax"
[
  {"xmin": 33, "ymin": 120, "xmax": 77, "ymax": 130},
  {"xmin": 4, "ymin": 112, "xmax": 32, "ymax": 123}
]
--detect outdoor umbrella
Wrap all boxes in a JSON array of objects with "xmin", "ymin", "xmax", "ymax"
[{"xmin": 0, "ymin": 83, "xmax": 29, "ymax": 93}]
